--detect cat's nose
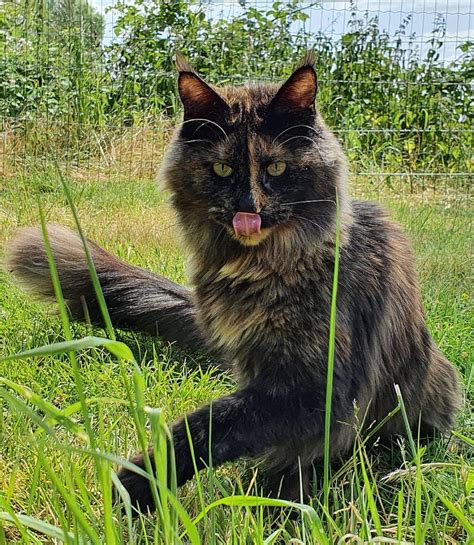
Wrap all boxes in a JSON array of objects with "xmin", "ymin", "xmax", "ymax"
[{"xmin": 237, "ymin": 193, "xmax": 259, "ymax": 213}]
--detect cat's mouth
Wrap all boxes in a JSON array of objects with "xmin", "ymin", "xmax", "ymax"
[
  {"xmin": 208, "ymin": 207, "xmax": 288, "ymax": 246},
  {"xmin": 231, "ymin": 212, "xmax": 271, "ymax": 246}
]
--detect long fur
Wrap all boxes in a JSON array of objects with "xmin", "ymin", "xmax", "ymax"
[{"xmin": 5, "ymin": 225, "xmax": 204, "ymax": 351}]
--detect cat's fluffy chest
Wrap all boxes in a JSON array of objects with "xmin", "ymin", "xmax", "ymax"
[{"xmin": 194, "ymin": 249, "xmax": 333, "ymax": 369}]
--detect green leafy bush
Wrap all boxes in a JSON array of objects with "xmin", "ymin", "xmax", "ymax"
[
  {"xmin": 1, "ymin": 0, "xmax": 472, "ymax": 185},
  {"xmin": 1, "ymin": 0, "xmax": 105, "ymax": 122}
]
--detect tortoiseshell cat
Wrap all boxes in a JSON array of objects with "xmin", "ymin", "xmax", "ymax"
[{"xmin": 6, "ymin": 54, "xmax": 460, "ymax": 511}]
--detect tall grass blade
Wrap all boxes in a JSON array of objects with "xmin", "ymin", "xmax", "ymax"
[
  {"xmin": 397, "ymin": 483, "xmax": 404, "ymax": 542},
  {"xmin": 0, "ymin": 378, "xmax": 85, "ymax": 437},
  {"xmin": 323, "ymin": 190, "xmax": 341, "ymax": 511},
  {"xmin": 192, "ymin": 496, "xmax": 329, "ymax": 545},
  {"xmin": 165, "ymin": 492, "xmax": 203, "ymax": 545},
  {"xmin": 132, "ymin": 369, "xmax": 160, "ymax": 503},
  {"xmin": 148, "ymin": 408, "xmax": 172, "ymax": 542},
  {"xmin": 184, "ymin": 416, "xmax": 205, "ymax": 511},
  {"xmin": 414, "ymin": 449, "xmax": 424, "ymax": 545},
  {"xmin": 0, "ymin": 336, "xmax": 136, "ymax": 363},
  {"xmin": 35, "ymin": 447, "xmax": 102, "ymax": 545},
  {"xmin": 55, "ymin": 162, "xmax": 115, "ymax": 340},
  {"xmin": 0, "ymin": 386, "xmax": 57, "ymax": 438},
  {"xmin": 0, "ymin": 512, "xmax": 83, "ymax": 544},
  {"xmin": 110, "ymin": 471, "xmax": 136, "ymax": 545},
  {"xmin": 394, "ymin": 384, "xmax": 416, "ymax": 458},
  {"xmin": 38, "ymin": 205, "xmax": 95, "ymax": 447},
  {"xmin": 358, "ymin": 444, "xmax": 383, "ymax": 536},
  {"xmin": 436, "ymin": 494, "xmax": 474, "ymax": 535}
]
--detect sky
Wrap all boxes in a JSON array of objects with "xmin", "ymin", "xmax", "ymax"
[{"xmin": 91, "ymin": 0, "xmax": 473, "ymax": 64}]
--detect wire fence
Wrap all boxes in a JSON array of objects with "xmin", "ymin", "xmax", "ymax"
[{"xmin": 1, "ymin": 0, "xmax": 472, "ymax": 200}]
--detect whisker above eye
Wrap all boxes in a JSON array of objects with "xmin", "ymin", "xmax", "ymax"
[
  {"xmin": 179, "ymin": 118, "xmax": 230, "ymax": 142},
  {"xmin": 272, "ymin": 124, "xmax": 321, "ymax": 144},
  {"xmin": 280, "ymin": 199, "xmax": 336, "ymax": 207},
  {"xmin": 182, "ymin": 139, "xmax": 212, "ymax": 145},
  {"xmin": 279, "ymin": 135, "xmax": 318, "ymax": 147},
  {"xmin": 278, "ymin": 134, "xmax": 336, "ymax": 167}
]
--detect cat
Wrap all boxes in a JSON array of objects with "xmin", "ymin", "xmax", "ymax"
[{"xmin": 6, "ymin": 53, "xmax": 461, "ymax": 512}]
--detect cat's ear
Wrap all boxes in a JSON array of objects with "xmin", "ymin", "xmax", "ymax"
[
  {"xmin": 175, "ymin": 52, "xmax": 228, "ymax": 120},
  {"xmin": 269, "ymin": 53, "xmax": 317, "ymax": 113}
]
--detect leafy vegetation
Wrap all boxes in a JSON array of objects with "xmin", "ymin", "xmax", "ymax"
[
  {"xmin": 2, "ymin": 0, "xmax": 473, "ymax": 185},
  {"xmin": 1, "ymin": 0, "xmax": 104, "ymax": 121}
]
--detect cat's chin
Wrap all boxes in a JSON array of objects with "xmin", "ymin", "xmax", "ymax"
[{"xmin": 232, "ymin": 227, "xmax": 272, "ymax": 246}]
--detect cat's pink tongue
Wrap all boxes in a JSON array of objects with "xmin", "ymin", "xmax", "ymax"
[{"xmin": 232, "ymin": 212, "xmax": 262, "ymax": 237}]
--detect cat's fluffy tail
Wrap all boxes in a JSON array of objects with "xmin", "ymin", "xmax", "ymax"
[{"xmin": 5, "ymin": 224, "xmax": 204, "ymax": 351}]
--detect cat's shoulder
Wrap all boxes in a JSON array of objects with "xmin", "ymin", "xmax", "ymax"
[
  {"xmin": 350, "ymin": 199, "xmax": 405, "ymax": 235},
  {"xmin": 351, "ymin": 199, "xmax": 390, "ymax": 223},
  {"xmin": 346, "ymin": 199, "xmax": 412, "ymax": 255}
]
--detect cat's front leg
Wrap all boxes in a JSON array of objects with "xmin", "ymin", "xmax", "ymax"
[
  {"xmin": 259, "ymin": 462, "xmax": 312, "ymax": 503},
  {"xmin": 116, "ymin": 381, "xmax": 333, "ymax": 513}
]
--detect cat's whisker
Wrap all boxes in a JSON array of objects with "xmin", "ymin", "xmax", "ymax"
[
  {"xmin": 279, "ymin": 134, "xmax": 336, "ymax": 166},
  {"xmin": 272, "ymin": 124, "xmax": 321, "ymax": 144},
  {"xmin": 293, "ymin": 214, "xmax": 328, "ymax": 234},
  {"xmin": 183, "ymin": 139, "xmax": 212, "ymax": 145},
  {"xmin": 212, "ymin": 225, "xmax": 227, "ymax": 249},
  {"xmin": 279, "ymin": 135, "xmax": 317, "ymax": 147},
  {"xmin": 280, "ymin": 199, "xmax": 336, "ymax": 207},
  {"xmin": 179, "ymin": 118, "xmax": 230, "ymax": 142}
]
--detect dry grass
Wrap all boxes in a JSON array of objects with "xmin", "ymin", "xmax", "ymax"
[{"xmin": 1, "ymin": 118, "xmax": 174, "ymax": 183}]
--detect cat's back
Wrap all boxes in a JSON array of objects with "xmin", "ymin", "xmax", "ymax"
[
  {"xmin": 340, "ymin": 199, "xmax": 423, "ymax": 324},
  {"xmin": 348, "ymin": 199, "xmax": 408, "ymax": 251},
  {"xmin": 343, "ymin": 199, "xmax": 417, "ymax": 284}
]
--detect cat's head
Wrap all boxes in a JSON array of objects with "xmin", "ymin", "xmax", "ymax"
[{"xmin": 160, "ymin": 53, "xmax": 348, "ymax": 255}]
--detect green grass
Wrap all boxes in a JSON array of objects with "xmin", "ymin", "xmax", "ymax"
[{"xmin": 0, "ymin": 172, "xmax": 472, "ymax": 544}]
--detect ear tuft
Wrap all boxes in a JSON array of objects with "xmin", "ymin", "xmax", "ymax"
[
  {"xmin": 295, "ymin": 50, "xmax": 316, "ymax": 70},
  {"xmin": 270, "ymin": 62, "xmax": 317, "ymax": 113},
  {"xmin": 174, "ymin": 51, "xmax": 196, "ymax": 74}
]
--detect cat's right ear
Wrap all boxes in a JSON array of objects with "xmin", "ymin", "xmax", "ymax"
[{"xmin": 175, "ymin": 53, "xmax": 228, "ymax": 120}]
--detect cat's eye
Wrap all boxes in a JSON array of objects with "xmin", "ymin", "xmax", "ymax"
[
  {"xmin": 213, "ymin": 163, "xmax": 233, "ymax": 177},
  {"xmin": 267, "ymin": 162, "xmax": 287, "ymax": 176}
]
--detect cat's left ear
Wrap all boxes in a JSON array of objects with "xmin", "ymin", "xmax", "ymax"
[{"xmin": 269, "ymin": 53, "xmax": 317, "ymax": 113}]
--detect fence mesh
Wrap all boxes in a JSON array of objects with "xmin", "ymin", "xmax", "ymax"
[{"xmin": 1, "ymin": 0, "xmax": 472, "ymax": 200}]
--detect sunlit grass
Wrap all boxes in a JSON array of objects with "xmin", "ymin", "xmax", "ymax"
[{"xmin": 0, "ymin": 173, "xmax": 472, "ymax": 543}]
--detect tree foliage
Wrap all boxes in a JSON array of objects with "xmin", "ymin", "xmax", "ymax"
[{"xmin": 1, "ymin": 0, "xmax": 104, "ymax": 120}]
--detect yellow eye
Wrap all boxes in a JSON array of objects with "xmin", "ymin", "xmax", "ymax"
[
  {"xmin": 267, "ymin": 161, "xmax": 287, "ymax": 176},
  {"xmin": 213, "ymin": 163, "xmax": 233, "ymax": 177}
]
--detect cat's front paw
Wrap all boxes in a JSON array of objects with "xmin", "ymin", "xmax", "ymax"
[{"xmin": 116, "ymin": 455, "xmax": 156, "ymax": 514}]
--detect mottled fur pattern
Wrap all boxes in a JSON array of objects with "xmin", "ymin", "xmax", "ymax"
[{"xmin": 5, "ymin": 55, "xmax": 460, "ymax": 512}]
